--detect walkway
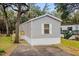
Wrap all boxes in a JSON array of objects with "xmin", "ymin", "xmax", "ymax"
[{"xmin": 10, "ymin": 44, "xmax": 72, "ymax": 56}]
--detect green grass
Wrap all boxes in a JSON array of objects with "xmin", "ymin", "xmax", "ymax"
[
  {"xmin": 0, "ymin": 36, "xmax": 12, "ymax": 50},
  {"xmin": 0, "ymin": 35, "xmax": 28, "ymax": 55},
  {"xmin": 0, "ymin": 36, "xmax": 28, "ymax": 50},
  {"xmin": 61, "ymin": 38, "xmax": 79, "ymax": 48}
]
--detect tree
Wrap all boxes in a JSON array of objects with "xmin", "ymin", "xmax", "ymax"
[
  {"xmin": 25, "ymin": 3, "xmax": 39, "ymax": 19},
  {"xmin": 7, "ymin": 10, "xmax": 16, "ymax": 33},
  {"xmin": 25, "ymin": 3, "xmax": 49, "ymax": 20},
  {"xmin": 21, "ymin": 3, "xmax": 49, "ymax": 23},
  {"xmin": 0, "ymin": 11, "xmax": 5, "ymax": 34},
  {"xmin": 55, "ymin": 3, "xmax": 79, "ymax": 39},
  {"xmin": 55, "ymin": 3, "xmax": 79, "ymax": 25},
  {"xmin": 70, "ymin": 10, "xmax": 79, "ymax": 36},
  {"xmin": 42, "ymin": 3, "xmax": 49, "ymax": 14},
  {"xmin": 0, "ymin": 3, "xmax": 10, "ymax": 35},
  {"xmin": 10, "ymin": 3, "xmax": 29, "ymax": 43},
  {"xmin": 20, "ymin": 14, "xmax": 28, "ymax": 24},
  {"xmin": 51, "ymin": 10, "xmax": 62, "ymax": 18},
  {"xmin": 55, "ymin": 3, "xmax": 79, "ymax": 19},
  {"xmin": 26, "ymin": 3, "xmax": 44, "ymax": 20}
]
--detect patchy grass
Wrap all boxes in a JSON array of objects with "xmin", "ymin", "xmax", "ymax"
[
  {"xmin": 59, "ymin": 38, "xmax": 79, "ymax": 55},
  {"xmin": 0, "ymin": 36, "xmax": 28, "ymax": 55},
  {"xmin": 0, "ymin": 36, "xmax": 17, "ymax": 55},
  {"xmin": 0, "ymin": 36, "xmax": 12, "ymax": 50},
  {"xmin": 61, "ymin": 38, "xmax": 79, "ymax": 48}
]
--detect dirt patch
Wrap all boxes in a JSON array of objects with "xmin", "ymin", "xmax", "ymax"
[
  {"xmin": 10, "ymin": 45, "xmax": 72, "ymax": 56},
  {"xmin": 58, "ymin": 45, "xmax": 79, "ymax": 56}
]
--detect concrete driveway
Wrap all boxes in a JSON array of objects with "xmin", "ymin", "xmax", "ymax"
[{"xmin": 10, "ymin": 44, "xmax": 72, "ymax": 56}]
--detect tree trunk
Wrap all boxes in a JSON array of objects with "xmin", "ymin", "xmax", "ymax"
[
  {"xmin": 3, "ymin": 9, "xmax": 9, "ymax": 36},
  {"xmin": 14, "ymin": 12, "xmax": 20, "ymax": 43},
  {"xmin": 5, "ymin": 20, "xmax": 9, "ymax": 35},
  {"xmin": 3, "ymin": 15, "xmax": 9, "ymax": 36}
]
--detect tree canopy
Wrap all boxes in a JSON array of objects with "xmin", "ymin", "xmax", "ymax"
[{"xmin": 55, "ymin": 3, "xmax": 79, "ymax": 25}]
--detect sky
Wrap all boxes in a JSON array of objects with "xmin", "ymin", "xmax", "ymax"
[{"xmin": 36, "ymin": 3, "xmax": 55, "ymax": 12}]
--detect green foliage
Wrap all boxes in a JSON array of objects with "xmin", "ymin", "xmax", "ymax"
[
  {"xmin": 0, "ymin": 3, "xmax": 49, "ymax": 34},
  {"xmin": 26, "ymin": 3, "xmax": 49, "ymax": 20},
  {"xmin": 0, "ymin": 48, "xmax": 5, "ymax": 53},
  {"xmin": 64, "ymin": 31, "xmax": 72, "ymax": 39},
  {"xmin": 0, "ymin": 36, "xmax": 12, "ymax": 50},
  {"xmin": 71, "ymin": 10, "xmax": 79, "ymax": 24},
  {"xmin": 42, "ymin": 3, "xmax": 49, "ymax": 14},
  {"xmin": 61, "ymin": 11, "xmax": 69, "ymax": 19},
  {"xmin": 20, "ymin": 15, "xmax": 28, "ymax": 23},
  {"xmin": 55, "ymin": 3, "xmax": 69, "ymax": 19},
  {"xmin": 52, "ymin": 10, "xmax": 62, "ymax": 18},
  {"xmin": 55, "ymin": 3, "xmax": 79, "ymax": 25}
]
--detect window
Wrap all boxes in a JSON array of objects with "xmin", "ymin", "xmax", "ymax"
[
  {"xmin": 41, "ymin": 23, "xmax": 52, "ymax": 35},
  {"xmin": 61, "ymin": 28, "xmax": 63, "ymax": 34},
  {"xmin": 44, "ymin": 24, "xmax": 49, "ymax": 34},
  {"xmin": 67, "ymin": 27, "xmax": 72, "ymax": 31}
]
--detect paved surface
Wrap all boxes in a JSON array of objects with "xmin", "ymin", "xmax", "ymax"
[{"xmin": 10, "ymin": 44, "xmax": 72, "ymax": 56}]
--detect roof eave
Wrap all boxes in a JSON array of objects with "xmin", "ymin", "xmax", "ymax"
[{"xmin": 20, "ymin": 14, "xmax": 62, "ymax": 25}]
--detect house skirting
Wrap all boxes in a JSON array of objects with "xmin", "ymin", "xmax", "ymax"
[{"xmin": 23, "ymin": 36, "xmax": 61, "ymax": 45}]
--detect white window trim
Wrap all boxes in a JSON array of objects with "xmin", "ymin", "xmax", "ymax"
[
  {"xmin": 41, "ymin": 23, "xmax": 44, "ymax": 35},
  {"xmin": 49, "ymin": 24, "xmax": 52, "ymax": 34},
  {"xmin": 41, "ymin": 23, "xmax": 52, "ymax": 35}
]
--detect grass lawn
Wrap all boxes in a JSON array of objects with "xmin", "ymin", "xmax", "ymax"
[
  {"xmin": 0, "ymin": 36, "xmax": 12, "ymax": 50},
  {"xmin": 60, "ymin": 38, "xmax": 79, "ymax": 55},
  {"xmin": 0, "ymin": 36, "xmax": 17, "ymax": 55},
  {"xmin": 61, "ymin": 38, "xmax": 79, "ymax": 48},
  {"xmin": 0, "ymin": 36, "xmax": 28, "ymax": 55}
]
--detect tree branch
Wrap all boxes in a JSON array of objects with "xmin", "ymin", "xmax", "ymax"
[{"xmin": 10, "ymin": 5, "xmax": 18, "ymax": 11}]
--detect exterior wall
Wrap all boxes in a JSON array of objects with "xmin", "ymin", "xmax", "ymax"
[
  {"xmin": 31, "ymin": 16, "xmax": 61, "ymax": 39},
  {"xmin": 19, "ymin": 15, "xmax": 61, "ymax": 45},
  {"xmin": 61, "ymin": 25, "xmax": 79, "ymax": 30},
  {"xmin": 19, "ymin": 22, "xmax": 31, "ymax": 38},
  {"xmin": 25, "ymin": 38, "xmax": 60, "ymax": 45}
]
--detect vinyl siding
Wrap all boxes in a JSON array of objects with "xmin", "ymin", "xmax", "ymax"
[
  {"xmin": 19, "ymin": 22, "xmax": 31, "ymax": 38},
  {"xmin": 61, "ymin": 25, "xmax": 79, "ymax": 30},
  {"xmin": 31, "ymin": 16, "xmax": 61, "ymax": 39}
]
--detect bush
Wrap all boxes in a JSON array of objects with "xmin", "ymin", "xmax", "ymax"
[
  {"xmin": 0, "ymin": 48, "xmax": 5, "ymax": 54},
  {"xmin": 64, "ymin": 31, "xmax": 72, "ymax": 39}
]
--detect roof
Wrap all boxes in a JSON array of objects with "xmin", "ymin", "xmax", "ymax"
[{"xmin": 20, "ymin": 14, "xmax": 62, "ymax": 25}]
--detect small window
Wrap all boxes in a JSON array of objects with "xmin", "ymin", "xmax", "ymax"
[
  {"xmin": 61, "ymin": 28, "xmax": 62, "ymax": 31},
  {"xmin": 44, "ymin": 24, "xmax": 49, "ymax": 34},
  {"xmin": 68, "ymin": 27, "xmax": 72, "ymax": 31}
]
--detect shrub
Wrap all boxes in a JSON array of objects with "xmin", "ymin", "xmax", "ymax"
[
  {"xmin": 64, "ymin": 31, "xmax": 72, "ymax": 39},
  {"xmin": 0, "ymin": 48, "xmax": 5, "ymax": 54}
]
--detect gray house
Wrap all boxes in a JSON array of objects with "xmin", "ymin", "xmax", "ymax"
[{"xmin": 19, "ymin": 14, "xmax": 62, "ymax": 45}]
